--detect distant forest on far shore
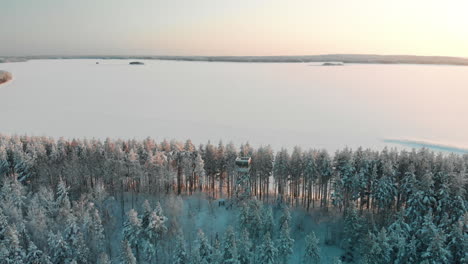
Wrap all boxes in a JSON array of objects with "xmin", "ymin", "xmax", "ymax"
[{"xmin": 2, "ymin": 54, "xmax": 468, "ymax": 66}]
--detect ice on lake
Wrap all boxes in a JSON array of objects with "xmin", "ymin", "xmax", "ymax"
[{"xmin": 1, "ymin": 59, "xmax": 468, "ymax": 152}]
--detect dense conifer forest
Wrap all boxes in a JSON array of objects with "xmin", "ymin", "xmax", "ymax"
[{"xmin": 0, "ymin": 134, "xmax": 466, "ymax": 263}]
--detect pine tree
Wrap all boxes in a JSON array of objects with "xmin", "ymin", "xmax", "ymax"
[
  {"xmin": 47, "ymin": 231, "xmax": 70, "ymax": 264},
  {"xmin": 63, "ymin": 213, "xmax": 89, "ymax": 263},
  {"xmin": 262, "ymin": 206, "xmax": 275, "ymax": 236},
  {"xmin": 55, "ymin": 179, "xmax": 71, "ymax": 224},
  {"xmin": 237, "ymin": 229, "xmax": 253, "ymax": 264},
  {"xmin": 223, "ymin": 227, "xmax": 240, "ymax": 264},
  {"xmin": 195, "ymin": 229, "xmax": 212, "ymax": 264},
  {"xmin": 141, "ymin": 200, "xmax": 152, "ymax": 228},
  {"xmin": 332, "ymin": 257, "xmax": 343, "ymax": 264},
  {"xmin": 448, "ymin": 220, "xmax": 468, "ymax": 263},
  {"xmin": 256, "ymin": 232, "xmax": 277, "ymax": 264},
  {"xmin": 387, "ymin": 212, "xmax": 411, "ymax": 262},
  {"xmin": 277, "ymin": 221, "xmax": 294, "ymax": 264},
  {"xmin": 174, "ymin": 231, "xmax": 188, "ymax": 264},
  {"xmin": 421, "ymin": 231, "xmax": 451, "ymax": 264},
  {"xmin": 245, "ymin": 199, "xmax": 263, "ymax": 241},
  {"xmin": 86, "ymin": 206, "xmax": 106, "ymax": 260},
  {"xmin": 122, "ymin": 209, "xmax": 141, "ymax": 261},
  {"xmin": 26, "ymin": 241, "xmax": 52, "ymax": 264},
  {"xmin": 417, "ymin": 212, "xmax": 451, "ymax": 264},
  {"xmin": 279, "ymin": 204, "xmax": 292, "ymax": 230},
  {"xmin": 342, "ymin": 202, "xmax": 361, "ymax": 262},
  {"xmin": 0, "ymin": 207, "xmax": 8, "ymax": 240},
  {"xmin": 97, "ymin": 253, "xmax": 111, "ymax": 264},
  {"xmin": 303, "ymin": 231, "xmax": 320, "ymax": 264},
  {"xmin": 120, "ymin": 239, "xmax": 137, "ymax": 264},
  {"xmin": 366, "ymin": 228, "xmax": 391, "ymax": 264},
  {"xmin": 3, "ymin": 225, "xmax": 25, "ymax": 264},
  {"xmin": 56, "ymin": 178, "xmax": 70, "ymax": 209},
  {"xmin": 142, "ymin": 202, "xmax": 167, "ymax": 261},
  {"xmin": 211, "ymin": 233, "xmax": 223, "ymax": 264}
]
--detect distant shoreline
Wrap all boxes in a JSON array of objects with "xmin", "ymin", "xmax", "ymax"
[
  {"xmin": 383, "ymin": 138, "xmax": 468, "ymax": 154},
  {"xmin": 0, "ymin": 71, "xmax": 12, "ymax": 85},
  {"xmin": 2, "ymin": 54, "xmax": 468, "ymax": 66}
]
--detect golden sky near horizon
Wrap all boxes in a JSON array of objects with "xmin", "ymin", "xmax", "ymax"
[{"xmin": 1, "ymin": 0, "xmax": 467, "ymax": 56}]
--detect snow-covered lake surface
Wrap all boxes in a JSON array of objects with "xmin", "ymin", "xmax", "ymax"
[{"xmin": 1, "ymin": 59, "xmax": 468, "ymax": 152}]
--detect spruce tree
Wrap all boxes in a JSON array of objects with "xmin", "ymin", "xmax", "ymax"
[
  {"xmin": 120, "ymin": 239, "xmax": 137, "ymax": 264},
  {"xmin": 342, "ymin": 202, "xmax": 361, "ymax": 262},
  {"xmin": 262, "ymin": 206, "xmax": 275, "ymax": 236},
  {"xmin": 122, "ymin": 209, "xmax": 141, "ymax": 261},
  {"xmin": 25, "ymin": 241, "xmax": 52, "ymax": 264},
  {"xmin": 222, "ymin": 227, "xmax": 240, "ymax": 264},
  {"xmin": 256, "ymin": 232, "xmax": 277, "ymax": 264},
  {"xmin": 237, "ymin": 229, "xmax": 253, "ymax": 264},
  {"xmin": 304, "ymin": 231, "xmax": 320, "ymax": 264},
  {"xmin": 195, "ymin": 229, "xmax": 212, "ymax": 264},
  {"xmin": 277, "ymin": 221, "xmax": 294, "ymax": 264},
  {"xmin": 96, "ymin": 253, "xmax": 111, "ymax": 264},
  {"xmin": 174, "ymin": 231, "xmax": 188, "ymax": 264}
]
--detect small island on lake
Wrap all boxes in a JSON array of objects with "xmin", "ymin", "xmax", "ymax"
[
  {"xmin": 322, "ymin": 62, "xmax": 344, "ymax": 66},
  {"xmin": 0, "ymin": 71, "xmax": 12, "ymax": 85},
  {"xmin": 129, "ymin": 61, "xmax": 144, "ymax": 65}
]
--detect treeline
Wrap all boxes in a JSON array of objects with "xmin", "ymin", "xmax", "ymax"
[
  {"xmin": 1, "ymin": 135, "xmax": 466, "ymax": 212},
  {"xmin": 0, "ymin": 134, "xmax": 467, "ymax": 263}
]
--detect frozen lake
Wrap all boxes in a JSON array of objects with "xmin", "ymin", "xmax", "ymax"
[{"xmin": 1, "ymin": 59, "xmax": 468, "ymax": 153}]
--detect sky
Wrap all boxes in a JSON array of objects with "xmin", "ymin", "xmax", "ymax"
[{"xmin": 1, "ymin": 0, "xmax": 468, "ymax": 57}]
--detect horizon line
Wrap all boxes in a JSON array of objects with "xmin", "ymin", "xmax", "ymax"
[{"xmin": 1, "ymin": 53, "xmax": 468, "ymax": 59}]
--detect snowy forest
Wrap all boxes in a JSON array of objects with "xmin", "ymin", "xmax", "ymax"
[{"xmin": 0, "ymin": 134, "xmax": 466, "ymax": 264}]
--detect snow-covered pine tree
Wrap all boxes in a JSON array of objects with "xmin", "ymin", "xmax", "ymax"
[
  {"xmin": 387, "ymin": 212, "xmax": 411, "ymax": 262},
  {"xmin": 195, "ymin": 229, "xmax": 212, "ymax": 264},
  {"xmin": 56, "ymin": 178, "xmax": 70, "ymax": 208},
  {"xmin": 273, "ymin": 149, "xmax": 290, "ymax": 204},
  {"xmin": 237, "ymin": 229, "xmax": 253, "ymax": 264},
  {"xmin": 96, "ymin": 252, "xmax": 111, "ymax": 264},
  {"xmin": 0, "ymin": 207, "xmax": 8, "ymax": 240},
  {"xmin": 0, "ymin": 145, "xmax": 9, "ymax": 179},
  {"xmin": 447, "ymin": 220, "xmax": 468, "ymax": 263},
  {"xmin": 63, "ymin": 212, "xmax": 89, "ymax": 263},
  {"xmin": 47, "ymin": 231, "xmax": 70, "ymax": 264},
  {"xmin": 25, "ymin": 241, "xmax": 52, "ymax": 264},
  {"xmin": 245, "ymin": 199, "xmax": 263, "ymax": 241},
  {"xmin": 303, "ymin": 231, "xmax": 320, "ymax": 264},
  {"xmin": 366, "ymin": 228, "xmax": 391, "ymax": 264},
  {"xmin": 222, "ymin": 226, "xmax": 240, "ymax": 264},
  {"xmin": 141, "ymin": 200, "xmax": 152, "ymax": 229},
  {"xmin": 142, "ymin": 202, "xmax": 167, "ymax": 261},
  {"xmin": 0, "ymin": 178, "xmax": 26, "ymax": 223},
  {"xmin": 277, "ymin": 221, "xmax": 294, "ymax": 264},
  {"xmin": 55, "ymin": 178, "xmax": 71, "ymax": 224},
  {"xmin": 85, "ymin": 206, "xmax": 106, "ymax": 260},
  {"xmin": 26, "ymin": 194, "xmax": 49, "ymax": 248},
  {"xmin": 279, "ymin": 204, "xmax": 291, "ymax": 230},
  {"xmin": 174, "ymin": 231, "xmax": 188, "ymax": 264},
  {"xmin": 256, "ymin": 232, "xmax": 277, "ymax": 264},
  {"xmin": 120, "ymin": 239, "xmax": 137, "ymax": 264},
  {"xmin": 342, "ymin": 202, "xmax": 361, "ymax": 262},
  {"xmin": 262, "ymin": 206, "xmax": 275, "ymax": 236},
  {"xmin": 211, "ymin": 233, "xmax": 223, "ymax": 264},
  {"xmin": 373, "ymin": 175, "xmax": 397, "ymax": 214},
  {"xmin": 122, "ymin": 209, "xmax": 141, "ymax": 261},
  {"xmin": 332, "ymin": 256, "xmax": 343, "ymax": 264},
  {"xmin": 417, "ymin": 212, "xmax": 452, "ymax": 264},
  {"xmin": 2, "ymin": 225, "xmax": 25, "ymax": 264}
]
